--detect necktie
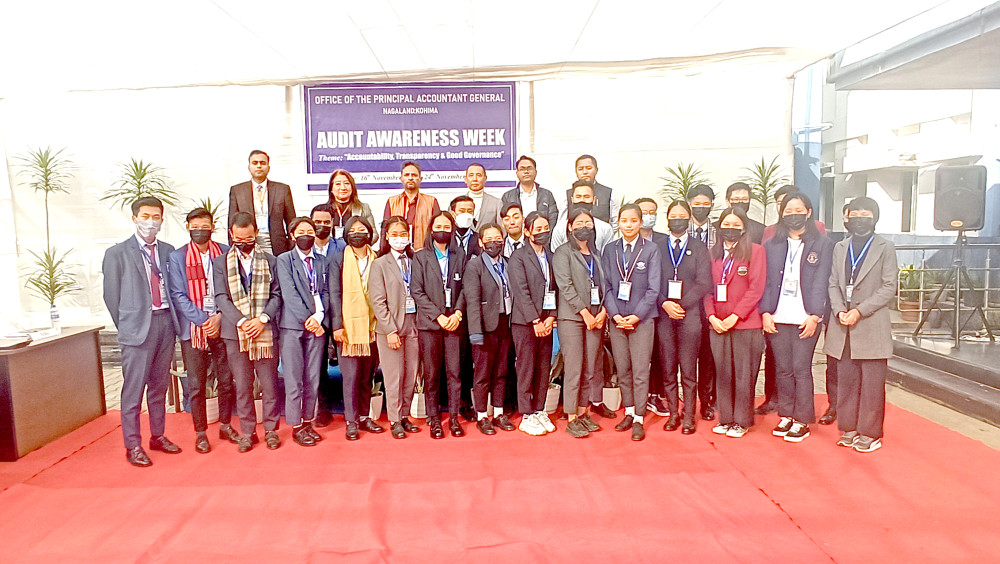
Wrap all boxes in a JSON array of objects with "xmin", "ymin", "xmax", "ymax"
[
  {"xmin": 304, "ymin": 256, "xmax": 315, "ymax": 292},
  {"xmin": 624, "ymin": 242, "xmax": 633, "ymax": 266},
  {"xmin": 513, "ymin": 241, "xmax": 520, "ymax": 250},
  {"xmin": 674, "ymin": 238, "xmax": 682, "ymax": 254},
  {"xmin": 696, "ymin": 227, "xmax": 705, "ymax": 243},
  {"xmin": 399, "ymin": 255, "xmax": 408, "ymax": 282},
  {"xmin": 146, "ymin": 244, "xmax": 162, "ymax": 308}
]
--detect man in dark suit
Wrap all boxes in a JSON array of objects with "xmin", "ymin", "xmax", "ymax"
[
  {"xmin": 167, "ymin": 207, "xmax": 237, "ymax": 454},
  {"xmin": 102, "ymin": 196, "xmax": 182, "ymax": 467},
  {"xmin": 213, "ymin": 212, "xmax": 284, "ymax": 452},
  {"xmin": 726, "ymin": 182, "xmax": 764, "ymax": 244},
  {"xmin": 571, "ymin": 154, "xmax": 619, "ymax": 229},
  {"xmin": 502, "ymin": 155, "xmax": 560, "ymax": 227},
  {"xmin": 450, "ymin": 195, "xmax": 480, "ymax": 422},
  {"xmin": 228, "ymin": 149, "xmax": 296, "ymax": 256}
]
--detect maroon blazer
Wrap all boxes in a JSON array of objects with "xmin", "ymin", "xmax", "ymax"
[
  {"xmin": 228, "ymin": 180, "xmax": 296, "ymax": 256},
  {"xmin": 704, "ymin": 243, "xmax": 766, "ymax": 330}
]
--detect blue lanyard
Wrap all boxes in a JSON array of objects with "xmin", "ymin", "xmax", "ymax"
[
  {"xmin": 492, "ymin": 257, "xmax": 509, "ymax": 296},
  {"xmin": 848, "ymin": 236, "xmax": 874, "ymax": 283},
  {"xmin": 721, "ymin": 255, "xmax": 735, "ymax": 284},
  {"xmin": 585, "ymin": 255, "xmax": 595, "ymax": 281},
  {"xmin": 434, "ymin": 246, "xmax": 449, "ymax": 284},
  {"xmin": 303, "ymin": 255, "xmax": 317, "ymax": 293},
  {"xmin": 668, "ymin": 237, "xmax": 688, "ymax": 278},
  {"xmin": 140, "ymin": 243, "xmax": 161, "ymax": 277}
]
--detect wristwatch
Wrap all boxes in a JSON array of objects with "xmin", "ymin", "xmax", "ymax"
[{"xmin": 259, "ymin": 314, "xmax": 270, "ymax": 324}]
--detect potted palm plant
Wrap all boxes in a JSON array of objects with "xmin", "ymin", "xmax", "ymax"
[
  {"xmin": 740, "ymin": 156, "xmax": 790, "ymax": 224},
  {"xmin": 205, "ymin": 375, "xmax": 220, "ymax": 425},
  {"xmin": 599, "ymin": 343, "xmax": 621, "ymax": 411},
  {"xmin": 100, "ymin": 158, "xmax": 178, "ymax": 210},
  {"xmin": 410, "ymin": 375, "xmax": 427, "ymax": 419},
  {"xmin": 897, "ymin": 264, "xmax": 922, "ymax": 322},
  {"xmin": 545, "ymin": 352, "xmax": 563, "ymax": 415},
  {"xmin": 660, "ymin": 162, "xmax": 711, "ymax": 203},
  {"xmin": 370, "ymin": 380, "xmax": 384, "ymax": 422}
]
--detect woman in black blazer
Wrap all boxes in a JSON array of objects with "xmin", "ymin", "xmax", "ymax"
[
  {"xmin": 508, "ymin": 212, "xmax": 559, "ymax": 437},
  {"xmin": 760, "ymin": 192, "xmax": 833, "ymax": 443},
  {"xmin": 411, "ymin": 211, "xmax": 467, "ymax": 439},
  {"xmin": 654, "ymin": 200, "xmax": 713, "ymax": 434}
]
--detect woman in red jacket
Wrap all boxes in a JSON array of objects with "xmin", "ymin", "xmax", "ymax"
[{"xmin": 704, "ymin": 206, "xmax": 766, "ymax": 438}]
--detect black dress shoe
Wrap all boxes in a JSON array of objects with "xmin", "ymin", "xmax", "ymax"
[
  {"xmin": 615, "ymin": 415, "xmax": 634, "ymax": 432},
  {"xmin": 303, "ymin": 423, "xmax": 323, "ymax": 442},
  {"xmin": 818, "ymin": 407, "xmax": 837, "ymax": 425},
  {"xmin": 264, "ymin": 431, "xmax": 280, "ymax": 450},
  {"xmin": 149, "ymin": 435, "xmax": 182, "ymax": 454},
  {"xmin": 401, "ymin": 417, "xmax": 421, "ymax": 433},
  {"xmin": 461, "ymin": 407, "xmax": 478, "ymax": 423},
  {"xmin": 126, "ymin": 446, "xmax": 152, "ymax": 467},
  {"xmin": 701, "ymin": 406, "xmax": 716, "ymax": 421},
  {"xmin": 429, "ymin": 418, "xmax": 444, "ymax": 439},
  {"xmin": 237, "ymin": 436, "xmax": 254, "ymax": 453},
  {"xmin": 345, "ymin": 421, "xmax": 360, "ymax": 441},
  {"xmin": 361, "ymin": 418, "xmax": 385, "ymax": 433},
  {"xmin": 591, "ymin": 403, "xmax": 617, "ymax": 418},
  {"xmin": 293, "ymin": 426, "xmax": 317, "ymax": 447},
  {"xmin": 476, "ymin": 418, "xmax": 496, "ymax": 435},
  {"xmin": 219, "ymin": 425, "xmax": 241, "ymax": 444},
  {"xmin": 314, "ymin": 410, "xmax": 333, "ymax": 428},
  {"xmin": 754, "ymin": 399, "xmax": 777, "ymax": 415},
  {"xmin": 195, "ymin": 433, "xmax": 211, "ymax": 454},
  {"xmin": 682, "ymin": 421, "xmax": 697, "ymax": 435},
  {"xmin": 663, "ymin": 415, "xmax": 681, "ymax": 432},
  {"xmin": 249, "ymin": 433, "xmax": 260, "ymax": 445},
  {"xmin": 493, "ymin": 414, "xmax": 515, "ymax": 432},
  {"xmin": 631, "ymin": 422, "xmax": 646, "ymax": 441},
  {"xmin": 391, "ymin": 422, "xmax": 407, "ymax": 439},
  {"xmin": 449, "ymin": 417, "xmax": 465, "ymax": 437}
]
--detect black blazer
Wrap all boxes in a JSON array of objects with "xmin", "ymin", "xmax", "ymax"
[
  {"xmin": 228, "ymin": 180, "xmax": 296, "ymax": 255},
  {"xmin": 508, "ymin": 243, "xmax": 557, "ymax": 326},
  {"xmin": 600, "ymin": 237, "xmax": 662, "ymax": 321},
  {"xmin": 411, "ymin": 244, "xmax": 468, "ymax": 332},
  {"xmin": 212, "ymin": 251, "xmax": 282, "ymax": 341},
  {"xmin": 464, "ymin": 254, "xmax": 508, "ymax": 335},
  {"xmin": 655, "ymin": 234, "xmax": 713, "ymax": 312},
  {"xmin": 566, "ymin": 182, "xmax": 613, "ymax": 224},
  {"xmin": 760, "ymin": 232, "xmax": 834, "ymax": 321},
  {"xmin": 502, "ymin": 184, "xmax": 560, "ymax": 227},
  {"xmin": 747, "ymin": 218, "xmax": 765, "ymax": 245}
]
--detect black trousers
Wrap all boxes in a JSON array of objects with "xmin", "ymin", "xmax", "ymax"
[
  {"xmin": 825, "ymin": 354, "xmax": 839, "ymax": 409},
  {"xmin": 761, "ymin": 340, "xmax": 777, "ymax": 403},
  {"xmin": 317, "ymin": 332, "xmax": 334, "ymax": 415},
  {"xmin": 418, "ymin": 329, "xmax": 463, "ymax": 418},
  {"xmin": 459, "ymin": 323, "xmax": 474, "ymax": 410},
  {"xmin": 697, "ymin": 324, "xmax": 717, "ymax": 409},
  {"xmin": 180, "ymin": 337, "xmax": 235, "ymax": 432},
  {"xmin": 768, "ymin": 324, "xmax": 818, "ymax": 423},
  {"xmin": 511, "ymin": 324, "xmax": 553, "ymax": 414},
  {"xmin": 472, "ymin": 315, "xmax": 511, "ymax": 412},
  {"xmin": 339, "ymin": 346, "xmax": 375, "ymax": 423},
  {"xmin": 836, "ymin": 339, "xmax": 887, "ymax": 438},
  {"xmin": 224, "ymin": 339, "xmax": 280, "ymax": 436},
  {"xmin": 655, "ymin": 313, "xmax": 702, "ymax": 422},
  {"xmin": 710, "ymin": 328, "xmax": 764, "ymax": 428}
]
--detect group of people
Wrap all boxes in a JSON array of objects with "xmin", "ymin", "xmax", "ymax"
[{"xmin": 102, "ymin": 150, "xmax": 896, "ymax": 468}]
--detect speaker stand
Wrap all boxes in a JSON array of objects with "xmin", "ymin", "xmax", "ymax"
[{"xmin": 913, "ymin": 232, "xmax": 995, "ymax": 349}]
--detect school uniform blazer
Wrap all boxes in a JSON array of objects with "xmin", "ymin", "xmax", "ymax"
[
  {"xmin": 501, "ymin": 184, "xmax": 560, "ymax": 227},
  {"xmin": 760, "ymin": 233, "xmax": 834, "ymax": 321},
  {"xmin": 168, "ymin": 242, "xmax": 230, "ymax": 341},
  {"xmin": 656, "ymin": 235, "xmax": 712, "ymax": 312},
  {"xmin": 369, "ymin": 252, "xmax": 415, "ymax": 336},
  {"xmin": 474, "ymin": 192, "xmax": 503, "ymax": 231},
  {"xmin": 212, "ymin": 251, "xmax": 282, "ymax": 341},
  {"xmin": 509, "ymin": 243, "xmax": 557, "ymax": 326},
  {"xmin": 553, "ymin": 242, "xmax": 605, "ymax": 321},
  {"xmin": 276, "ymin": 249, "xmax": 330, "ymax": 331},
  {"xmin": 824, "ymin": 235, "xmax": 897, "ymax": 360},
  {"xmin": 411, "ymin": 244, "xmax": 468, "ymax": 332},
  {"xmin": 600, "ymin": 237, "xmax": 661, "ymax": 321},
  {"xmin": 703, "ymin": 243, "xmax": 766, "ymax": 330},
  {"xmin": 464, "ymin": 254, "xmax": 509, "ymax": 335},
  {"xmin": 102, "ymin": 237, "xmax": 180, "ymax": 346},
  {"xmin": 228, "ymin": 180, "xmax": 296, "ymax": 255}
]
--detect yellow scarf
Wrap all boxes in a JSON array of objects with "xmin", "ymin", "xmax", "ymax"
[{"xmin": 341, "ymin": 246, "xmax": 376, "ymax": 356}]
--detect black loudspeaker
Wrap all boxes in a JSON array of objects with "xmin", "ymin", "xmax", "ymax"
[{"xmin": 933, "ymin": 165, "xmax": 986, "ymax": 231}]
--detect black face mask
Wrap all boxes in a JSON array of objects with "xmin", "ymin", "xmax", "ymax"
[
  {"xmin": 295, "ymin": 235, "xmax": 315, "ymax": 251},
  {"xmin": 314, "ymin": 225, "xmax": 332, "ymax": 240},
  {"xmin": 846, "ymin": 217, "xmax": 876, "ymax": 238},
  {"xmin": 667, "ymin": 219, "xmax": 690, "ymax": 235},
  {"xmin": 719, "ymin": 227, "xmax": 743, "ymax": 243},
  {"xmin": 189, "ymin": 229, "xmax": 211, "ymax": 245},
  {"xmin": 532, "ymin": 231, "xmax": 551, "ymax": 247},
  {"xmin": 431, "ymin": 230, "xmax": 453, "ymax": 245},
  {"xmin": 346, "ymin": 232, "xmax": 369, "ymax": 248},
  {"xmin": 483, "ymin": 240, "xmax": 504, "ymax": 258},
  {"xmin": 691, "ymin": 206, "xmax": 712, "ymax": 222},
  {"xmin": 572, "ymin": 226, "xmax": 596, "ymax": 242},
  {"xmin": 731, "ymin": 202, "xmax": 751, "ymax": 215},
  {"xmin": 782, "ymin": 213, "xmax": 808, "ymax": 232},
  {"xmin": 234, "ymin": 241, "xmax": 255, "ymax": 254},
  {"xmin": 572, "ymin": 201, "xmax": 594, "ymax": 213}
]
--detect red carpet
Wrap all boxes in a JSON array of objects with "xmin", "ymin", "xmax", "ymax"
[{"xmin": 1, "ymin": 398, "xmax": 998, "ymax": 563}]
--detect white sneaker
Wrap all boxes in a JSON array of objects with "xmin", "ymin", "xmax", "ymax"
[
  {"xmin": 772, "ymin": 417, "xmax": 794, "ymax": 436},
  {"xmin": 726, "ymin": 424, "xmax": 749, "ymax": 438},
  {"xmin": 518, "ymin": 413, "xmax": 546, "ymax": 436},
  {"xmin": 712, "ymin": 423, "xmax": 731, "ymax": 435},
  {"xmin": 535, "ymin": 411, "xmax": 556, "ymax": 433}
]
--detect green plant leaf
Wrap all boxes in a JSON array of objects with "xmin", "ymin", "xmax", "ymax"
[
  {"xmin": 738, "ymin": 155, "xmax": 790, "ymax": 223},
  {"xmin": 659, "ymin": 162, "xmax": 711, "ymax": 203},
  {"xmin": 23, "ymin": 246, "xmax": 81, "ymax": 305},
  {"xmin": 101, "ymin": 157, "xmax": 179, "ymax": 209}
]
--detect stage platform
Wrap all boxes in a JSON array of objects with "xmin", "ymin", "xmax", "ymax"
[{"xmin": 2, "ymin": 399, "xmax": 999, "ymax": 563}]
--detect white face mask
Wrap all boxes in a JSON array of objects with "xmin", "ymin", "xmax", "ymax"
[
  {"xmin": 641, "ymin": 213, "xmax": 657, "ymax": 229},
  {"xmin": 455, "ymin": 213, "xmax": 474, "ymax": 229},
  {"xmin": 388, "ymin": 236, "xmax": 410, "ymax": 252},
  {"xmin": 136, "ymin": 219, "xmax": 162, "ymax": 240}
]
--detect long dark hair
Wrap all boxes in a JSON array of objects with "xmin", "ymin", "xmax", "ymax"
[
  {"xmin": 665, "ymin": 199, "xmax": 692, "ymax": 217},
  {"xmin": 377, "ymin": 216, "xmax": 414, "ymax": 258},
  {"xmin": 423, "ymin": 210, "xmax": 457, "ymax": 250},
  {"xmin": 712, "ymin": 206, "xmax": 753, "ymax": 262},
  {"xmin": 327, "ymin": 169, "xmax": 362, "ymax": 210},
  {"xmin": 566, "ymin": 208, "xmax": 596, "ymax": 252},
  {"xmin": 774, "ymin": 191, "xmax": 819, "ymax": 240}
]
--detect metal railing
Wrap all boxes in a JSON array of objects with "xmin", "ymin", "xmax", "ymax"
[{"xmin": 894, "ymin": 242, "xmax": 1000, "ymax": 320}]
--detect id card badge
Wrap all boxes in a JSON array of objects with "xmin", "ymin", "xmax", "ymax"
[
  {"xmin": 543, "ymin": 290, "xmax": 557, "ymax": 310},
  {"xmin": 444, "ymin": 287, "xmax": 452, "ymax": 308},
  {"xmin": 667, "ymin": 280, "xmax": 683, "ymax": 300},
  {"xmin": 716, "ymin": 284, "xmax": 728, "ymax": 303},
  {"xmin": 617, "ymin": 281, "xmax": 632, "ymax": 301},
  {"xmin": 203, "ymin": 293, "xmax": 216, "ymax": 313},
  {"xmin": 335, "ymin": 226, "xmax": 344, "ymax": 240},
  {"xmin": 590, "ymin": 286, "xmax": 601, "ymax": 306},
  {"xmin": 781, "ymin": 278, "xmax": 799, "ymax": 296},
  {"xmin": 405, "ymin": 295, "xmax": 417, "ymax": 314},
  {"xmin": 845, "ymin": 284, "xmax": 854, "ymax": 303}
]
